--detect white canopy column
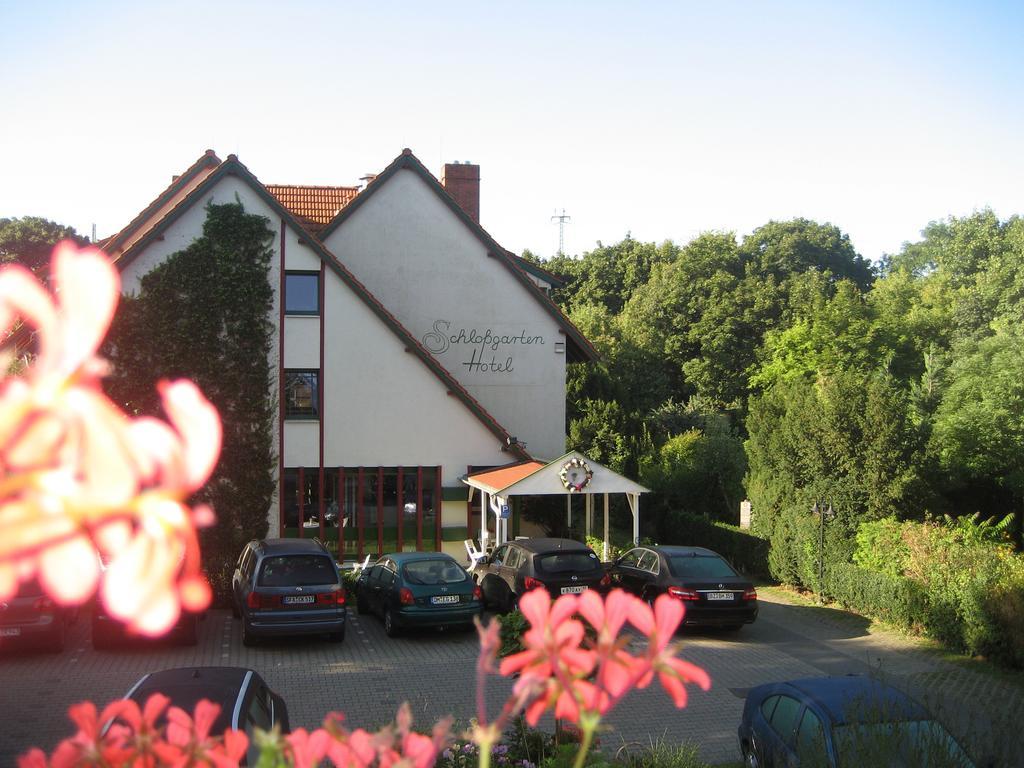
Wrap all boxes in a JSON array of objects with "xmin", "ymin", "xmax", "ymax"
[{"xmin": 626, "ymin": 492, "xmax": 640, "ymax": 545}]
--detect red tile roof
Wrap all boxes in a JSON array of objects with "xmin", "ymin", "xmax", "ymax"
[
  {"xmin": 265, "ymin": 185, "xmax": 359, "ymax": 232},
  {"xmin": 466, "ymin": 461, "xmax": 547, "ymax": 494}
]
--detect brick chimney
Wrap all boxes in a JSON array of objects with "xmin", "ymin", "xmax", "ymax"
[{"xmin": 441, "ymin": 161, "xmax": 480, "ymax": 223}]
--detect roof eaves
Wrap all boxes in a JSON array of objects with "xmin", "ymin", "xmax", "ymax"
[
  {"xmin": 510, "ymin": 252, "xmax": 566, "ymax": 288},
  {"xmin": 112, "ymin": 155, "xmax": 529, "ymax": 462},
  {"xmin": 319, "ymin": 149, "xmax": 596, "ymax": 363},
  {"xmin": 103, "ymin": 150, "xmax": 221, "ymax": 255}
]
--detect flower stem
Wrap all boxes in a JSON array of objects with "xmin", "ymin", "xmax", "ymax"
[
  {"xmin": 571, "ymin": 723, "xmax": 596, "ymax": 768},
  {"xmin": 477, "ymin": 735, "xmax": 493, "ymax": 768}
]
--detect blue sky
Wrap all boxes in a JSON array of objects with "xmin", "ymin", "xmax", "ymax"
[{"xmin": 1, "ymin": 0, "xmax": 1022, "ymax": 262}]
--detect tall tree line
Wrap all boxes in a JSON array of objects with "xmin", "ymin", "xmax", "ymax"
[{"xmin": 526, "ymin": 211, "xmax": 1024, "ymax": 547}]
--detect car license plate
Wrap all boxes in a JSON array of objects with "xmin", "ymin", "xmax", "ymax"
[
  {"xmin": 283, "ymin": 595, "xmax": 315, "ymax": 605},
  {"xmin": 0, "ymin": 627, "xmax": 21, "ymax": 637},
  {"xmin": 560, "ymin": 586, "xmax": 588, "ymax": 595},
  {"xmin": 706, "ymin": 592, "xmax": 733, "ymax": 601},
  {"xmin": 431, "ymin": 595, "xmax": 459, "ymax": 605}
]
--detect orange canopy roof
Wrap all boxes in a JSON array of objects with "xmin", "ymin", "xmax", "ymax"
[{"xmin": 465, "ymin": 461, "xmax": 546, "ymax": 494}]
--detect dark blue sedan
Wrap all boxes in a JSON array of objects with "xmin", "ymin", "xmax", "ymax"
[{"xmin": 737, "ymin": 675, "xmax": 975, "ymax": 767}]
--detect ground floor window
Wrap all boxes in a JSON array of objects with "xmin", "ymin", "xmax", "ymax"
[{"xmin": 281, "ymin": 466, "xmax": 440, "ymax": 560}]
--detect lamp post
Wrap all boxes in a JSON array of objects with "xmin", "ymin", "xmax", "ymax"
[{"xmin": 812, "ymin": 500, "xmax": 834, "ymax": 600}]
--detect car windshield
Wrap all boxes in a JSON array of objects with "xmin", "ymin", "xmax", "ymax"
[
  {"xmin": 403, "ymin": 560, "xmax": 468, "ymax": 585},
  {"xmin": 666, "ymin": 555, "xmax": 737, "ymax": 579},
  {"xmin": 834, "ymin": 720, "xmax": 974, "ymax": 768},
  {"xmin": 536, "ymin": 551, "xmax": 601, "ymax": 574},
  {"xmin": 258, "ymin": 555, "xmax": 336, "ymax": 587}
]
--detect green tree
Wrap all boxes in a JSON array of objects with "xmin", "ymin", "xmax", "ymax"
[
  {"xmin": 745, "ymin": 369, "xmax": 922, "ymax": 539},
  {"xmin": 0, "ymin": 216, "xmax": 87, "ymax": 272},
  {"xmin": 751, "ymin": 276, "xmax": 880, "ymax": 391},
  {"xmin": 930, "ymin": 328, "xmax": 1024, "ymax": 543},
  {"xmin": 639, "ymin": 411, "xmax": 746, "ymax": 524},
  {"xmin": 104, "ymin": 202, "xmax": 277, "ymax": 600},
  {"xmin": 740, "ymin": 218, "xmax": 874, "ymax": 291}
]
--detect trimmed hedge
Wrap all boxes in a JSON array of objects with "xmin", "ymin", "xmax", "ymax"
[
  {"xmin": 665, "ymin": 512, "xmax": 771, "ymax": 578},
  {"xmin": 824, "ymin": 559, "xmax": 1024, "ymax": 669},
  {"xmin": 825, "ymin": 561, "xmax": 928, "ymax": 633}
]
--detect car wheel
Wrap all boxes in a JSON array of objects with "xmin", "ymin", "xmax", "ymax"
[
  {"xmin": 241, "ymin": 621, "xmax": 258, "ymax": 647},
  {"xmin": 384, "ymin": 608, "xmax": 400, "ymax": 638},
  {"xmin": 356, "ymin": 591, "xmax": 370, "ymax": 615},
  {"xmin": 743, "ymin": 745, "xmax": 760, "ymax": 768},
  {"xmin": 328, "ymin": 626, "xmax": 346, "ymax": 643},
  {"xmin": 723, "ymin": 624, "xmax": 743, "ymax": 632},
  {"xmin": 231, "ymin": 600, "xmax": 241, "ymax": 619}
]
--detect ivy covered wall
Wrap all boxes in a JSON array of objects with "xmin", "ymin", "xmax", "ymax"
[{"xmin": 104, "ymin": 202, "xmax": 277, "ymax": 601}]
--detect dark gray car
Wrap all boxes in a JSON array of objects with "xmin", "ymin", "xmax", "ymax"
[
  {"xmin": 0, "ymin": 577, "xmax": 75, "ymax": 653},
  {"xmin": 120, "ymin": 666, "xmax": 289, "ymax": 766},
  {"xmin": 474, "ymin": 537, "xmax": 609, "ymax": 612},
  {"xmin": 231, "ymin": 538, "xmax": 346, "ymax": 646}
]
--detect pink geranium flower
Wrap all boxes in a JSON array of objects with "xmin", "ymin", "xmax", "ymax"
[
  {"xmin": 631, "ymin": 593, "xmax": 712, "ymax": 707},
  {"xmin": 0, "ymin": 242, "xmax": 222, "ymax": 635}
]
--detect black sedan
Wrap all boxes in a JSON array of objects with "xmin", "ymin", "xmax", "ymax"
[
  {"xmin": 475, "ymin": 537, "xmax": 610, "ymax": 613},
  {"xmin": 119, "ymin": 667, "xmax": 289, "ymax": 766},
  {"xmin": 607, "ymin": 545, "xmax": 757, "ymax": 629},
  {"xmin": 737, "ymin": 675, "xmax": 975, "ymax": 767}
]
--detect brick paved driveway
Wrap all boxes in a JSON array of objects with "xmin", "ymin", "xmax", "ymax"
[{"xmin": 1, "ymin": 592, "xmax": 1019, "ymax": 766}]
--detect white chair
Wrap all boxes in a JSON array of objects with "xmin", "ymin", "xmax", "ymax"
[{"xmin": 464, "ymin": 539, "xmax": 486, "ymax": 573}]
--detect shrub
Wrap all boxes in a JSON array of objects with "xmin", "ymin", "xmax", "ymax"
[
  {"xmin": 586, "ymin": 536, "xmax": 622, "ymax": 562},
  {"xmin": 767, "ymin": 506, "xmax": 823, "ymax": 587},
  {"xmin": 826, "ymin": 562, "xmax": 928, "ymax": 632},
  {"xmin": 615, "ymin": 739, "xmax": 707, "ymax": 768},
  {"xmin": 498, "ymin": 610, "xmax": 529, "ymax": 658},
  {"xmin": 853, "ymin": 517, "xmax": 910, "ymax": 578}
]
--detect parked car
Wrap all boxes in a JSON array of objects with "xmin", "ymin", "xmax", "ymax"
[
  {"xmin": 607, "ymin": 545, "xmax": 757, "ymax": 630},
  {"xmin": 232, "ymin": 538, "xmax": 346, "ymax": 646},
  {"xmin": 737, "ymin": 675, "xmax": 976, "ymax": 767},
  {"xmin": 90, "ymin": 551, "xmax": 201, "ymax": 649},
  {"xmin": 118, "ymin": 667, "xmax": 288, "ymax": 766},
  {"xmin": 474, "ymin": 538, "xmax": 610, "ymax": 613},
  {"xmin": 355, "ymin": 552, "xmax": 482, "ymax": 637},
  {"xmin": 0, "ymin": 577, "xmax": 76, "ymax": 653},
  {"xmin": 92, "ymin": 600, "xmax": 200, "ymax": 649}
]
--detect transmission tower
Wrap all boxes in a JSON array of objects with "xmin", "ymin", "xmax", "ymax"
[{"xmin": 551, "ymin": 209, "xmax": 571, "ymax": 256}]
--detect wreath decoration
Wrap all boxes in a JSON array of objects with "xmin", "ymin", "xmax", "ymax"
[{"xmin": 559, "ymin": 457, "xmax": 593, "ymax": 493}]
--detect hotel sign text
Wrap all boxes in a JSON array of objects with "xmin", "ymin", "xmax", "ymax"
[{"xmin": 421, "ymin": 319, "xmax": 545, "ymax": 375}]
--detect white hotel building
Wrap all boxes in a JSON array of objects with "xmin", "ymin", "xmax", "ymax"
[{"xmin": 103, "ymin": 148, "xmax": 597, "ymax": 561}]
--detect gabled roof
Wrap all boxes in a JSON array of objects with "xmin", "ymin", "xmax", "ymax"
[
  {"xmin": 464, "ymin": 451, "xmax": 648, "ymax": 497},
  {"xmin": 318, "ymin": 149, "xmax": 596, "ymax": 363},
  {"xmin": 463, "ymin": 461, "xmax": 547, "ymax": 495},
  {"xmin": 101, "ymin": 150, "xmax": 222, "ymax": 256},
  {"xmin": 111, "ymin": 154, "xmax": 531, "ymax": 462},
  {"xmin": 265, "ymin": 184, "xmax": 359, "ymax": 233}
]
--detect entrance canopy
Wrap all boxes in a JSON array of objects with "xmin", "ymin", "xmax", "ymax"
[{"xmin": 462, "ymin": 451, "xmax": 649, "ymax": 559}]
